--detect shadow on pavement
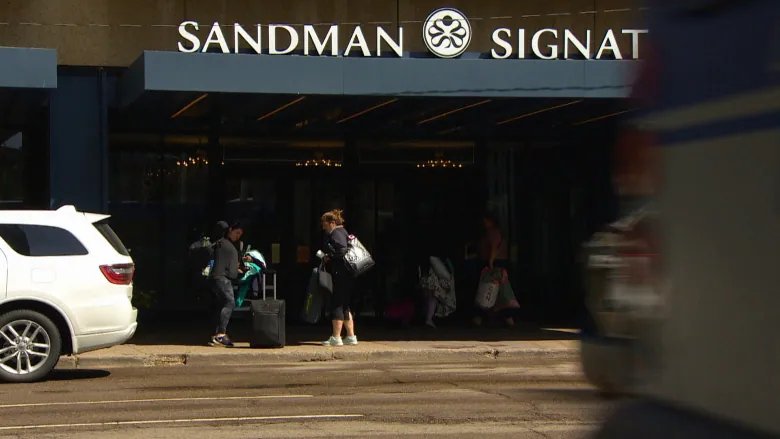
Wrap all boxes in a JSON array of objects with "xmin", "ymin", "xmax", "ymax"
[
  {"xmin": 504, "ymin": 387, "xmax": 607, "ymax": 401},
  {"xmin": 47, "ymin": 369, "xmax": 111, "ymax": 381},
  {"xmin": 130, "ymin": 309, "xmax": 579, "ymax": 347}
]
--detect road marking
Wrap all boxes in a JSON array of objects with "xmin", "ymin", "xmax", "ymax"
[
  {"xmin": 0, "ymin": 395, "xmax": 312, "ymax": 409},
  {"xmin": 0, "ymin": 414, "xmax": 364, "ymax": 431}
]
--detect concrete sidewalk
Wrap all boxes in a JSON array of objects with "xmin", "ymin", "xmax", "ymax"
[{"xmin": 58, "ymin": 321, "xmax": 581, "ymax": 370}]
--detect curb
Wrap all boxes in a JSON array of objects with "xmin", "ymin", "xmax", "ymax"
[{"xmin": 59, "ymin": 347, "xmax": 579, "ymax": 370}]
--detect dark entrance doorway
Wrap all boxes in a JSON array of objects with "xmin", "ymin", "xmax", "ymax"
[
  {"xmin": 218, "ymin": 137, "xmax": 484, "ymax": 321},
  {"xmin": 108, "ymin": 88, "xmax": 626, "ymax": 325}
]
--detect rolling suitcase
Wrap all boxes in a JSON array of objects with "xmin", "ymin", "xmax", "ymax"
[{"xmin": 249, "ymin": 270, "xmax": 286, "ymax": 348}]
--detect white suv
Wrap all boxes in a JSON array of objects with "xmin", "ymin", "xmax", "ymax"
[{"xmin": 0, "ymin": 205, "xmax": 137, "ymax": 382}]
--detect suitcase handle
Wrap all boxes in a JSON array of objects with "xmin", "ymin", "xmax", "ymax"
[{"xmin": 261, "ymin": 272, "xmax": 277, "ymax": 300}]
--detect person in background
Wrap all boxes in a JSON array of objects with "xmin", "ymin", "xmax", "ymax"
[
  {"xmin": 210, "ymin": 220, "xmax": 229, "ymax": 243},
  {"xmin": 420, "ymin": 256, "xmax": 456, "ymax": 328},
  {"xmin": 481, "ymin": 214, "xmax": 508, "ymax": 271},
  {"xmin": 186, "ymin": 226, "xmax": 215, "ymax": 311},
  {"xmin": 320, "ymin": 209, "xmax": 359, "ymax": 346},
  {"xmin": 208, "ymin": 221, "xmax": 245, "ymax": 347},
  {"xmin": 474, "ymin": 213, "xmax": 519, "ymax": 327}
]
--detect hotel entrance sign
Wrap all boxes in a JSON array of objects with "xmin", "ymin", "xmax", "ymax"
[
  {"xmin": 178, "ymin": 22, "xmax": 404, "ymax": 57},
  {"xmin": 422, "ymin": 8, "xmax": 472, "ymax": 59},
  {"xmin": 177, "ymin": 7, "xmax": 647, "ymax": 60}
]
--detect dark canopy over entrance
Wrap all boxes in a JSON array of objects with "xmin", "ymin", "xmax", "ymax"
[
  {"xmin": 115, "ymin": 50, "xmax": 639, "ymax": 141},
  {"xmin": 120, "ymin": 50, "xmax": 637, "ymax": 104},
  {"xmin": 0, "ymin": 47, "xmax": 57, "ymax": 89},
  {"xmin": 0, "ymin": 47, "xmax": 57, "ymax": 208},
  {"xmin": 0, "ymin": 46, "xmax": 56, "ymax": 137}
]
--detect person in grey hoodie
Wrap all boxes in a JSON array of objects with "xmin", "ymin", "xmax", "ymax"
[{"xmin": 208, "ymin": 221, "xmax": 245, "ymax": 347}]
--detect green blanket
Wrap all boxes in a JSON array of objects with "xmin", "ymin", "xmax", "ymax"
[{"xmin": 235, "ymin": 262, "xmax": 262, "ymax": 307}]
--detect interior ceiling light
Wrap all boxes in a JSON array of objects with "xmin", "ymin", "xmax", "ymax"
[
  {"xmin": 295, "ymin": 152, "xmax": 342, "ymax": 168},
  {"xmin": 496, "ymin": 100, "xmax": 583, "ymax": 126},
  {"xmin": 416, "ymin": 159, "xmax": 465, "ymax": 169},
  {"xmin": 257, "ymin": 96, "xmax": 306, "ymax": 121},
  {"xmin": 176, "ymin": 154, "xmax": 208, "ymax": 168},
  {"xmin": 295, "ymin": 159, "xmax": 342, "ymax": 168},
  {"xmin": 573, "ymin": 109, "xmax": 635, "ymax": 126},
  {"xmin": 417, "ymin": 99, "xmax": 492, "ymax": 125},
  {"xmin": 170, "ymin": 93, "xmax": 209, "ymax": 119},
  {"xmin": 416, "ymin": 152, "xmax": 466, "ymax": 169},
  {"xmin": 337, "ymin": 98, "xmax": 399, "ymax": 124},
  {"xmin": 147, "ymin": 153, "xmax": 209, "ymax": 178}
]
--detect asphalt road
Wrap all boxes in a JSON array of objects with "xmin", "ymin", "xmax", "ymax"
[{"xmin": 0, "ymin": 357, "xmax": 615, "ymax": 438}]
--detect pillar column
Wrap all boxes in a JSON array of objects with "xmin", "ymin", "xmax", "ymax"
[{"xmin": 49, "ymin": 70, "xmax": 109, "ymax": 212}]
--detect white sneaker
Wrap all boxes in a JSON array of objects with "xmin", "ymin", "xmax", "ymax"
[
  {"xmin": 322, "ymin": 336, "xmax": 343, "ymax": 346},
  {"xmin": 344, "ymin": 335, "xmax": 358, "ymax": 345}
]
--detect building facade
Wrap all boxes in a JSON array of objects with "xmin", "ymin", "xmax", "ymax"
[{"xmin": 0, "ymin": 0, "xmax": 646, "ymax": 322}]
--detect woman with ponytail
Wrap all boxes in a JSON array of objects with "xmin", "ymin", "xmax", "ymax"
[{"xmin": 319, "ymin": 209, "xmax": 359, "ymax": 346}]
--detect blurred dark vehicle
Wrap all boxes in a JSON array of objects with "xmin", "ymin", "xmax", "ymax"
[{"xmin": 587, "ymin": 1, "xmax": 780, "ymax": 437}]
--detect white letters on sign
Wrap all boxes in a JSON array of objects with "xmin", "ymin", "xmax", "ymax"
[
  {"xmin": 178, "ymin": 22, "xmax": 405, "ymax": 57},
  {"xmin": 269, "ymin": 25, "xmax": 299, "ymax": 55},
  {"xmin": 178, "ymin": 21, "xmax": 200, "ymax": 53},
  {"xmin": 304, "ymin": 25, "xmax": 338, "ymax": 56},
  {"xmin": 203, "ymin": 22, "xmax": 229, "ymax": 54},
  {"xmin": 489, "ymin": 27, "xmax": 646, "ymax": 60},
  {"xmin": 177, "ymin": 11, "xmax": 647, "ymax": 60},
  {"xmin": 234, "ymin": 24, "xmax": 262, "ymax": 54},
  {"xmin": 344, "ymin": 26, "xmax": 371, "ymax": 57}
]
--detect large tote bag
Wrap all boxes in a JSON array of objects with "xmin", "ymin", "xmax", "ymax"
[
  {"xmin": 474, "ymin": 268, "xmax": 500, "ymax": 309},
  {"xmin": 316, "ymin": 261, "xmax": 333, "ymax": 293},
  {"xmin": 343, "ymin": 234, "xmax": 375, "ymax": 276},
  {"xmin": 475, "ymin": 280, "xmax": 499, "ymax": 309},
  {"xmin": 300, "ymin": 268, "xmax": 325, "ymax": 324}
]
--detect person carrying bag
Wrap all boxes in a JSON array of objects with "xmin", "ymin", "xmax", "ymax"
[
  {"xmin": 419, "ymin": 256, "xmax": 457, "ymax": 328},
  {"xmin": 319, "ymin": 209, "xmax": 360, "ymax": 346},
  {"xmin": 473, "ymin": 214, "xmax": 519, "ymax": 327}
]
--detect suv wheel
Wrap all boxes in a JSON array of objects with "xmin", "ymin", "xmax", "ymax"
[{"xmin": 0, "ymin": 310, "xmax": 62, "ymax": 383}]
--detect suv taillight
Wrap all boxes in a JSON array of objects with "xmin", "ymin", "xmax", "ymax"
[{"xmin": 100, "ymin": 263, "xmax": 135, "ymax": 285}]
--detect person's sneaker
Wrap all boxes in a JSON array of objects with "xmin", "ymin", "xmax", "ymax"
[
  {"xmin": 343, "ymin": 335, "xmax": 358, "ymax": 345},
  {"xmin": 209, "ymin": 335, "xmax": 234, "ymax": 347},
  {"xmin": 322, "ymin": 336, "xmax": 343, "ymax": 346}
]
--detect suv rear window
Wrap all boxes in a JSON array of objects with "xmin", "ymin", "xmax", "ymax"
[
  {"xmin": 0, "ymin": 224, "xmax": 89, "ymax": 256},
  {"xmin": 94, "ymin": 222, "xmax": 130, "ymax": 256}
]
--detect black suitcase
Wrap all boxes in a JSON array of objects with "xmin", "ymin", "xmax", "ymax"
[{"xmin": 249, "ymin": 270, "xmax": 285, "ymax": 348}]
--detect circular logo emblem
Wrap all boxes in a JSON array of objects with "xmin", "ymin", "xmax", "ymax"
[{"xmin": 423, "ymin": 8, "xmax": 471, "ymax": 58}]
